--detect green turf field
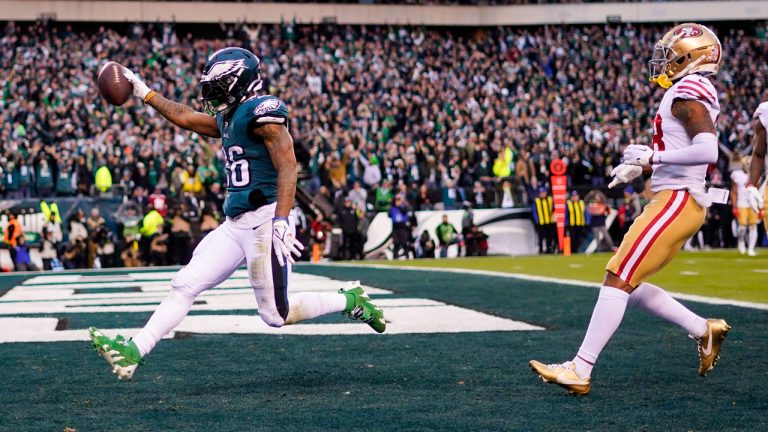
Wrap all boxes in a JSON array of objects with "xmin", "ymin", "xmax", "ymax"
[
  {"xmin": 0, "ymin": 263, "xmax": 766, "ymax": 431},
  {"xmin": 364, "ymin": 250, "xmax": 768, "ymax": 304}
]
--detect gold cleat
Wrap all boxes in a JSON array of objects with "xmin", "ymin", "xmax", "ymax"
[
  {"xmin": 529, "ymin": 360, "xmax": 591, "ymax": 395},
  {"xmin": 697, "ymin": 319, "xmax": 731, "ymax": 377}
]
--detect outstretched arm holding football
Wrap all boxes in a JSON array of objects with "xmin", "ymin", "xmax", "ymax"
[{"xmin": 124, "ymin": 68, "xmax": 220, "ymax": 138}]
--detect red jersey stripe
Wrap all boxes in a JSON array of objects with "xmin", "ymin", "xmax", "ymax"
[{"xmin": 685, "ymin": 79, "xmax": 716, "ymax": 104}]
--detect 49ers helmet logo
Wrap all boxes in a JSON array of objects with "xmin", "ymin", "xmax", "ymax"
[{"xmin": 674, "ymin": 26, "xmax": 703, "ymax": 39}]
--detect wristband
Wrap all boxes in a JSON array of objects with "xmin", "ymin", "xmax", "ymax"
[
  {"xmin": 273, "ymin": 217, "xmax": 289, "ymax": 222},
  {"xmin": 144, "ymin": 91, "xmax": 157, "ymax": 104}
]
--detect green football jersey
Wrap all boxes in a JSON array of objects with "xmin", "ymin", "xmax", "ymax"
[{"xmin": 216, "ymin": 95, "xmax": 289, "ymax": 218}]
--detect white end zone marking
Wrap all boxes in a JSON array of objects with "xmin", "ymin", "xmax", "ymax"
[
  {"xmin": 0, "ymin": 271, "xmax": 544, "ymax": 343},
  {"xmin": 0, "ymin": 298, "xmax": 542, "ymax": 342},
  {"xmin": 323, "ymin": 263, "xmax": 768, "ymax": 311}
]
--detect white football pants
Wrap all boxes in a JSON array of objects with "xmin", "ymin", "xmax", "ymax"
[{"xmin": 132, "ymin": 203, "xmax": 347, "ymax": 356}]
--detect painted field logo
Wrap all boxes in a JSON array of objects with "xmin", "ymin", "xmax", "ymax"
[{"xmin": 0, "ymin": 269, "xmax": 543, "ymax": 343}]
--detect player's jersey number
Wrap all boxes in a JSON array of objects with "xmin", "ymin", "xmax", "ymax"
[
  {"xmin": 225, "ymin": 146, "xmax": 250, "ymax": 187},
  {"xmin": 651, "ymin": 113, "xmax": 665, "ymax": 151}
]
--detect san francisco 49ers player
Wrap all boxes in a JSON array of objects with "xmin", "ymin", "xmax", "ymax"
[
  {"xmin": 746, "ymin": 102, "xmax": 768, "ymax": 225},
  {"xmin": 530, "ymin": 23, "xmax": 730, "ymax": 395}
]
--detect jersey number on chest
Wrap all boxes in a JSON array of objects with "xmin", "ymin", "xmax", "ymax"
[
  {"xmin": 224, "ymin": 146, "xmax": 250, "ymax": 187},
  {"xmin": 651, "ymin": 113, "xmax": 665, "ymax": 151}
]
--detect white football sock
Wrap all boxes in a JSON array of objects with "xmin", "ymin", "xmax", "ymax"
[
  {"xmin": 748, "ymin": 225, "xmax": 758, "ymax": 253},
  {"xmin": 629, "ymin": 282, "xmax": 707, "ymax": 339},
  {"xmin": 285, "ymin": 292, "xmax": 348, "ymax": 325},
  {"xmin": 737, "ymin": 226, "xmax": 746, "ymax": 251},
  {"xmin": 573, "ymin": 286, "xmax": 629, "ymax": 379},
  {"xmin": 133, "ymin": 290, "xmax": 196, "ymax": 357}
]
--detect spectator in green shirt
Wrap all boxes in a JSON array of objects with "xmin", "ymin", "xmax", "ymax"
[
  {"xmin": 435, "ymin": 215, "xmax": 458, "ymax": 258},
  {"xmin": 374, "ymin": 179, "xmax": 394, "ymax": 213}
]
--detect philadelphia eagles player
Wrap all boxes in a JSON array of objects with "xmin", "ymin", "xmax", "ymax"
[{"xmin": 89, "ymin": 48, "xmax": 385, "ymax": 380}]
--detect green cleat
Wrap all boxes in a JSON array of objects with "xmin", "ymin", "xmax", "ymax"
[
  {"xmin": 88, "ymin": 327, "xmax": 144, "ymax": 380},
  {"xmin": 340, "ymin": 281, "xmax": 386, "ymax": 333}
]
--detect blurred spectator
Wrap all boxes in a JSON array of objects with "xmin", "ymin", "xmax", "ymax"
[
  {"xmin": 435, "ymin": 214, "xmax": 458, "ymax": 258},
  {"xmin": 620, "ymin": 186, "xmax": 642, "ymax": 238},
  {"xmin": 199, "ymin": 206, "xmax": 220, "ymax": 239},
  {"xmin": 120, "ymin": 239, "xmax": 141, "ymax": 268},
  {"xmin": 348, "ymin": 182, "xmax": 368, "ymax": 214},
  {"xmin": 55, "ymin": 164, "xmax": 75, "ymax": 196},
  {"xmin": 465, "ymin": 225, "xmax": 489, "ymax": 257},
  {"xmin": 68, "ymin": 209, "xmax": 88, "ymax": 244},
  {"xmin": 337, "ymin": 197, "xmax": 361, "ymax": 260},
  {"xmin": 587, "ymin": 191, "xmax": 615, "ymax": 253},
  {"xmin": 148, "ymin": 225, "xmax": 169, "ymax": 266},
  {"xmin": 169, "ymin": 205, "xmax": 193, "ymax": 265},
  {"xmin": 500, "ymin": 180, "xmax": 515, "ymax": 209},
  {"xmin": 417, "ymin": 230, "xmax": 436, "ymax": 258},
  {"xmin": 12, "ymin": 235, "xmax": 38, "ymax": 272},
  {"xmin": 87, "ymin": 208, "xmax": 106, "ymax": 231},
  {"xmin": 389, "ymin": 195, "xmax": 412, "ymax": 259},
  {"xmin": 375, "ymin": 179, "xmax": 394, "ymax": 213},
  {"xmin": 62, "ymin": 238, "xmax": 86, "ymax": 269},
  {"xmin": 39, "ymin": 230, "xmax": 58, "ymax": 270},
  {"xmin": 149, "ymin": 187, "xmax": 168, "ymax": 217},
  {"xmin": 460, "ymin": 202, "xmax": 475, "ymax": 256},
  {"xmin": 3, "ymin": 213, "xmax": 23, "ymax": 258},
  {"xmin": 310, "ymin": 214, "xmax": 331, "ymax": 260}
]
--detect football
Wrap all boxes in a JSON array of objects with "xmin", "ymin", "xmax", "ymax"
[{"xmin": 97, "ymin": 61, "xmax": 132, "ymax": 106}]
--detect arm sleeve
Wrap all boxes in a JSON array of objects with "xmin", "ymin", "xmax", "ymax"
[{"xmin": 654, "ymin": 133, "xmax": 719, "ymax": 166}]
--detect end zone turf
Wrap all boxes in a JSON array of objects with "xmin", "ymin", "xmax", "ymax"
[{"xmin": 0, "ymin": 264, "xmax": 766, "ymax": 431}]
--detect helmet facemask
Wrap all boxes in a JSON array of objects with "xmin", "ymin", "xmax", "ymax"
[
  {"xmin": 200, "ymin": 74, "xmax": 238, "ymax": 115},
  {"xmin": 648, "ymin": 42, "xmax": 676, "ymax": 88},
  {"xmin": 199, "ymin": 56, "xmax": 263, "ymax": 116}
]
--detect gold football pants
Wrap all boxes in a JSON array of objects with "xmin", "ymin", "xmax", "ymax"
[{"xmin": 607, "ymin": 190, "xmax": 704, "ymax": 287}]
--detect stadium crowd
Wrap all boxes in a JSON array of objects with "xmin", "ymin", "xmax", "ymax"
[{"xmin": 0, "ymin": 20, "xmax": 765, "ymax": 269}]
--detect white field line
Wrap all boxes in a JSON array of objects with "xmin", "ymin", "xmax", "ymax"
[{"xmin": 319, "ymin": 263, "xmax": 768, "ymax": 311}]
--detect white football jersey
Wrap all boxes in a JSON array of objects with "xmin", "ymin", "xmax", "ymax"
[
  {"xmin": 730, "ymin": 169, "xmax": 749, "ymax": 208},
  {"xmin": 650, "ymin": 74, "xmax": 720, "ymax": 196},
  {"xmin": 753, "ymin": 101, "xmax": 768, "ymax": 172}
]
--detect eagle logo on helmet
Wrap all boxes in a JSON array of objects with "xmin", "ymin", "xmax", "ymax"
[
  {"xmin": 201, "ymin": 59, "xmax": 246, "ymax": 82},
  {"xmin": 674, "ymin": 26, "xmax": 703, "ymax": 39}
]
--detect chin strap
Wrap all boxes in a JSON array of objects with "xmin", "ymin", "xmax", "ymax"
[{"xmin": 650, "ymin": 74, "xmax": 674, "ymax": 89}]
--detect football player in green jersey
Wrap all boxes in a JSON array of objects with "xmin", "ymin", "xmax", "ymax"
[{"xmin": 88, "ymin": 48, "xmax": 385, "ymax": 380}]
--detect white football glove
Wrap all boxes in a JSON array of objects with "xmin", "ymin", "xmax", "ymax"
[
  {"xmin": 608, "ymin": 164, "xmax": 643, "ymax": 189},
  {"xmin": 272, "ymin": 217, "xmax": 304, "ymax": 267},
  {"xmin": 122, "ymin": 68, "xmax": 151, "ymax": 100},
  {"xmin": 746, "ymin": 185, "xmax": 764, "ymax": 213},
  {"xmin": 622, "ymin": 145, "xmax": 656, "ymax": 166}
]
